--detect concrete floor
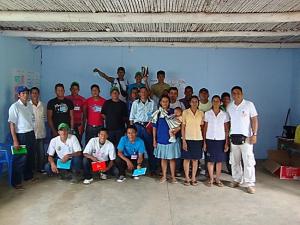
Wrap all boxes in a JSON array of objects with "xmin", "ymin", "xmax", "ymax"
[{"xmin": 0, "ymin": 164, "xmax": 299, "ymax": 225}]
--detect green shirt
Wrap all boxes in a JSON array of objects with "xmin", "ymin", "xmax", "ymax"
[
  {"xmin": 150, "ymin": 83, "xmax": 170, "ymax": 98},
  {"xmin": 198, "ymin": 101, "xmax": 212, "ymax": 112}
]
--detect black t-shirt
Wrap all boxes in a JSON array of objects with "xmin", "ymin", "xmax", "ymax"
[
  {"xmin": 101, "ymin": 99, "xmax": 128, "ymax": 131},
  {"xmin": 47, "ymin": 97, "xmax": 74, "ymax": 130}
]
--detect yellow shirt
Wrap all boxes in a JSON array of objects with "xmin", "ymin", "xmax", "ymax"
[
  {"xmin": 151, "ymin": 83, "xmax": 170, "ymax": 98},
  {"xmin": 182, "ymin": 108, "xmax": 204, "ymax": 140}
]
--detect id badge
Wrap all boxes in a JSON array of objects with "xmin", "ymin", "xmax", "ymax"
[
  {"xmin": 131, "ymin": 154, "xmax": 138, "ymax": 160},
  {"xmin": 74, "ymin": 106, "xmax": 80, "ymax": 111}
]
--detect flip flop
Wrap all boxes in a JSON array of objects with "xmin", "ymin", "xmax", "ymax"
[
  {"xmin": 215, "ymin": 180, "xmax": 224, "ymax": 187},
  {"xmin": 191, "ymin": 181, "xmax": 199, "ymax": 186},
  {"xmin": 184, "ymin": 180, "xmax": 191, "ymax": 186}
]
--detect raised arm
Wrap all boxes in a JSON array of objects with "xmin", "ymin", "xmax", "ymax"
[{"xmin": 93, "ymin": 68, "xmax": 114, "ymax": 83}]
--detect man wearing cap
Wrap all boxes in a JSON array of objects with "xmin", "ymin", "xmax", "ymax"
[
  {"xmin": 101, "ymin": 87, "xmax": 128, "ymax": 147},
  {"xmin": 198, "ymin": 88, "xmax": 212, "ymax": 113},
  {"xmin": 66, "ymin": 82, "xmax": 86, "ymax": 143},
  {"xmin": 8, "ymin": 86, "xmax": 36, "ymax": 189},
  {"xmin": 45, "ymin": 123, "xmax": 82, "ymax": 182},
  {"xmin": 82, "ymin": 128, "xmax": 116, "ymax": 184},
  {"xmin": 227, "ymin": 86, "xmax": 258, "ymax": 194},
  {"xmin": 127, "ymin": 72, "xmax": 150, "ymax": 95},
  {"xmin": 83, "ymin": 84, "xmax": 106, "ymax": 144},
  {"xmin": 47, "ymin": 83, "xmax": 74, "ymax": 137},
  {"xmin": 93, "ymin": 67, "xmax": 128, "ymax": 102}
]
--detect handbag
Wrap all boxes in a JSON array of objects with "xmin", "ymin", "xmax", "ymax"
[{"xmin": 230, "ymin": 134, "xmax": 247, "ymax": 145}]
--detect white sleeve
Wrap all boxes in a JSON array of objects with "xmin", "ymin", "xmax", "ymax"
[
  {"xmin": 71, "ymin": 135, "xmax": 82, "ymax": 152},
  {"xmin": 83, "ymin": 139, "xmax": 93, "ymax": 155},
  {"xmin": 8, "ymin": 104, "xmax": 18, "ymax": 124},
  {"xmin": 204, "ymin": 112, "xmax": 208, "ymax": 122},
  {"xmin": 180, "ymin": 102, "xmax": 186, "ymax": 110},
  {"xmin": 108, "ymin": 143, "xmax": 116, "ymax": 160},
  {"xmin": 129, "ymin": 101, "xmax": 137, "ymax": 121},
  {"xmin": 47, "ymin": 139, "xmax": 56, "ymax": 156},
  {"xmin": 224, "ymin": 112, "xmax": 230, "ymax": 123},
  {"xmin": 249, "ymin": 102, "xmax": 258, "ymax": 118}
]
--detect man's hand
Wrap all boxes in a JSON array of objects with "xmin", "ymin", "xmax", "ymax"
[
  {"xmin": 224, "ymin": 143, "xmax": 229, "ymax": 152},
  {"xmin": 62, "ymin": 154, "xmax": 71, "ymax": 163},
  {"xmin": 249, "ymin": 135, "xmax": 257, "ymax": 144},
  {"xmin": 51, "ymin": 163, "xmax": 59, "ymax": 174},
  {"xmin": 78, "ymin": 125, "xmax": 84, "ymax": 135},
  {"xmin": 13, "ymin": 140, "xmax": 20, "ymax": 150},
  {"xmin": 182, "ymin": 140, "xmax": 188, "ymax": 151},
  {"xmin": 153, "ymin": 139, "xmax": 157, "ymax": 148},
  {"xmin": 127, "ymin": 160, "xmax": 134, "ymax": 171},
  {"xmin": 91, "ymin": 156, "xmax": 98, "ymax": 162},
  {"xmin": 137, "ymin": 164, "xmax": 142, "ymax": 169}
]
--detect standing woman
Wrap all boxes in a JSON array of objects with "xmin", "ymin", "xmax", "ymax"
[
  {"xmin": 153, "ymin": 95, "xmax": 181, "ymax": 184},
  {"xmin": 181, "ymin": 96, "xmax": 204, "ymax": 186},
  {"xmin": 203, "ymin": 95, "xmax": 230, "ymax": 187}
]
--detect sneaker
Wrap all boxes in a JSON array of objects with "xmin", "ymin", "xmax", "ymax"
[
  {"xmin": 83, "ymin": 178, "xmax": 94, "ymax": 185},
  {"xmin": 70, "ymin": 175, "xmax": 80, "ymax": 184},
  {"xmin": 246, "ymin": 186, "xmax": 256, "ymax": 194},
  {"xmin": 229, "ymin": 181, "xmax": 240, "ymax": 188},
  {"xmin": 100, "ymin": 173, "xmax": 107, "ymax": 180},
  {"xmin": 133, "ymin": 176, "xmax": 140, "ymax": 180},
  {"xmin": 116, "ymin": 176, "xmax": 126, "ymax": 183}
]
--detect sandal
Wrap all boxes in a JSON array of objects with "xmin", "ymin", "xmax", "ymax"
[
  {"xmin": 215, "ymin": 180, "xmax": 224, "ymax": 187},
  {"xmin": 159, "ymin": 177, "xmax": 167, "ymax": 184},
  {"xmin": 184, "ymin": 180, "xmax": 191, "ymax": 186},
  {"xmin": 14, "ymin": 184, "xmax": 25, "ymax": 190},
  {"xmin": 191, "ymin": 181, "xmax": 199, "ymax": 186},
  {"xmin": 171, "ymin": 178, "xmax": 178, "ymax": 184},
  {"xmin": 206, "ymin": 180, "xmax": 214, "ymax": 187}
]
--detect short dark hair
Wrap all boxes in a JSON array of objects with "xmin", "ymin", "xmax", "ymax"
[
  {"xmin": 221, "ymin": 92, "xmax": 230, "ymax": 99},
  {"xmin": 169, "ymin": 87, "xmax": 178, "ymax": 93},
  {"xmin": 212, "ymin": 95, "xmax": 221, "ymax": 101},
  {"xmin": 231, "ymin": 86, "xmax": 243, "ymax": 93},
  {"xmin": 55, "ymin": 83, "xmax": 64, "ymax": 90},
  {"xmin": 174, "ymin": 107, "xmax": 183, "ymax": 112},
  {"xmin": 185, "ymin": 86, "xmax": 193, "ymax": 92},
  {"xmin": 30, "ymin": 87, "xmax": 40, "ymax": 94},
  {"xmin": 126, "ymin": 125, "xmax": 137, "ymax": 133},
  {"xmin": 190, "ymin": 95, "xmax": 199, "ymax": 102},
  {"xmin": 130, "ymin": 87, "xmax": 138, "ymax": 94},
  {"xmin": 117, "ymin": 67, "xmax": 125, "ymax": 73},
  {"xmin": 91, "ymin": 84, "xmax": 100, "ymax": 91},
  {"xmin": 70, "ymin": 82, "xmax": 79, "ymax": 89},
  {"xmin": 199, "ymin": 88, "xmax": 209, "ymax": 94},
  {"xmin": 157, "ymin": 70, "xmax": 165, "ymax": 77},
  {"xmin": 98, "ymin": 127, "xmax": 108, "ymax": 134}
]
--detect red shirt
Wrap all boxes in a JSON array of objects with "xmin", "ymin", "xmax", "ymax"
[
  {"xmin": 85, "ymin": 96, "xmax": 106, "ymax": 126},
  {"xmin": 66, "ymin": 95, "xmax": 85, "ymax": 125}
]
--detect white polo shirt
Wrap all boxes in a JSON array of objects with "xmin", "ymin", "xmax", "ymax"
[
  {"xmin": 227, "ymin": 99, "xmax": 258, "ymax": 137},
  {"xmin": 8, "ymin": 99, "xmax": 35, "ymax": 133},
  {"xmin": 30, "ymin": 100, "xmax": 46, "ymax": 139},
  {"xmin": 47, "ymin": 134, "xmax": 82, "ymax": 159},
  {"xmin": 170, "ymin": 100, "xmax": 186, "ymax": 110},
  {"xmin": 83, "ymin": 138, "xmax": 116, "ymax": 162},
  {"xmin": 204, "ymin": 109, "xmax": 230, "ymax": 140}
]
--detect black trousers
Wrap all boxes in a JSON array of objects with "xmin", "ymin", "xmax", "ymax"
[{"xmin": 115, "ymin": 157, "xmax": 137, "ymax": 176}]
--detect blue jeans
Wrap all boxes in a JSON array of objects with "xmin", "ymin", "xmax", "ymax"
[
  {"xmin": 45, "ymin": 156, "xmax": 82, "ymax": 175},
  {"xmin": 108, "ymin": 129, "xmax": 125, "ymax": 148},
  {"xmin": 16, "ymin": 131, "xmax": 35, "ymax": 181},
  {"xmin": 135, "ymin": 123, "xmax": 158, "ymax": 173},
  {"xmin": 85, "ymin": 125, "xmax": 103, "ymax": 145}
]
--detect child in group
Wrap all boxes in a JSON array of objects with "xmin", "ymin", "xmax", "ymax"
[{"xmin": 168, "ymin": 107, "xmax": 183, "ymax": 143}]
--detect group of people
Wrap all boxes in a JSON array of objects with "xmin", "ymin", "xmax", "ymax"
[{"xmin": 8, "ymin": 67, "xmax": 258, "ymax": 194}]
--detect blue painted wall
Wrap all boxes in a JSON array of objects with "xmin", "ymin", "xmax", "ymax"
[
  {"xmin": 291, "ymin": 49, "xmax": 300, "ymax": 125},
  {"xmin": 40, "ymin": 46, "xmax": 299, "ymax": 159},
  {"xmin": 0, "ymin": 37, "xmax": 41, "ymax": 142}
]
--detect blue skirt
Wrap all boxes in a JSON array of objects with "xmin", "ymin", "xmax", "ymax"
[
  {"xmin": 154, "ymin": 139, "xmax": 181, "ymax": 159},
  {"xmin": 206, "ymin": 139, "xmax": 226, "ymax": 162},
  {"xmin": 181, "ymin": 140, "xmax": 203, "ymax": 160}
]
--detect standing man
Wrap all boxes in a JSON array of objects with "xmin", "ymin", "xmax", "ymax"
[
  {"xmin": 198, "ymin": 88, "xmax": 212, "ymax": 113},
  {"xmin": 227, "ymin": 86, "xmax": 258, "ymax": 194},
  {"xmin": 30, "ymin": 87, "xmax": 47, "ymax": 173},
  {"xmin": 179, "ymin": 86, "xmax": 193, "ymax": 109},
  {"xmin": 150, "ymin": 70, "xmax": 170, "ymax": 102},
  {"xmin": 84, "ymin": 84, "xmax": 106, "ymax": 144},
  {"xmin": 47, "ymin": 83, "xmax": 74, "ymax": 137},
  {"xmin": 66, "ymin": 82, "xmax": 86, "ymax": 143},
  {"xmin": 129, "ymin": 87, "xmax": 157, "ymax": 175},
  {"xmin": 101, "ymin": 87, "xmax": 128, "ymax": 147},
  {"xmin": 8, "ymin": 86, "xmax": 36, "ymax": 189},
  {"xmin": 93, "ymin": 67, "xmax": 128, "ymax": 102},
  {"xmin": 168, "ymin": 87, "xmax": 185, "ymax": 110}
]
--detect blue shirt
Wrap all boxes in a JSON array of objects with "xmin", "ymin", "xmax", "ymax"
[
  {"xmin": 153, "ymin": 117, "xmax": 170, "ymax": 144},
  {"xmin": 117, "ymin": 136, "xmax": 146, "ymax": 157},
  {"xmin": 127, "ymin": 83, "xmax": 145, "ymax": 95},
  {"xmin": 129, "ymin": 98, "xmax": 156, "ymax": 123}
]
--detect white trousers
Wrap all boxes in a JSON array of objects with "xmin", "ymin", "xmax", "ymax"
[{"xmin": 230, "ymin": 141, "xmax": 256, "ymax": 187}]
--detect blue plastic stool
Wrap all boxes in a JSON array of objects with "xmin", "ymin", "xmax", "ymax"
[{"xmin": 0, "ymin": 144, "xmax": 12, "ymax": 186}]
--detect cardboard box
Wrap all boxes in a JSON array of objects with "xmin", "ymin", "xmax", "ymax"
[{"xmin": 264, "ymin": 150, "xmax": 300, "ymax": 180}]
